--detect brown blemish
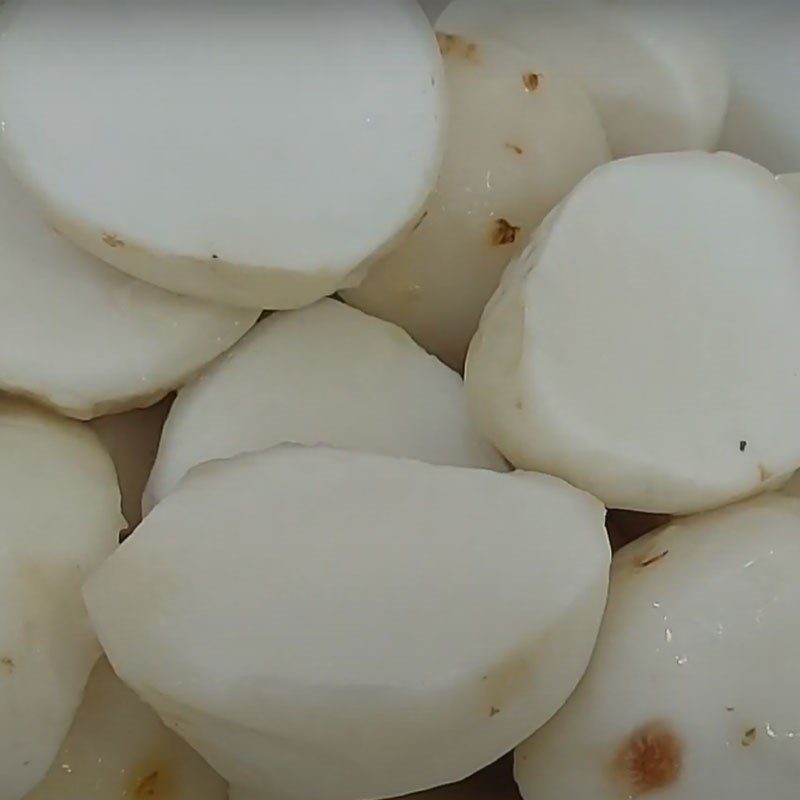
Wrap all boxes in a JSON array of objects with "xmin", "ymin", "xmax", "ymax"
[
  {"xmin": 490, "ymin": 706, "xmax": 501, "ymax": 717},
  {"xmin": 128, "ymin": 760, "xmax": 173, "ymax": 799},
  {"xmin": 612, "ymin": 721, "xmax": 683, "ymax": 797},
  {"xmin": 639, "ymin": 550, "xmax": 669, "ymax": 569},
  {"xmin": 436, "ymin": 32, "xmax": 480, "ymax": 63},
  {"xmin": 515, "ymin": 401, "xmax": 523, "ymax": 410},
  {"xmin": 491, "ymin": 219, "xmax": 521, "ymax": 246},
  {"xmin": 102, "ymin": 233, "xmax": 125, "ymax": 248},
  {"xmin": 522, "ymin": 72, "xmax": 541, "ymax": 92},
  {"xmin": 758, "ymin": 464, "xmax": 773, "ymax": 482},
  {"xmin": 741, "ymin": 728, "xmax": 757, "ymax": 747},
  {"xmin": 481, "ymin": 649, "xmax": 531, "ymax": 713},
  {"xmin": 505, "ymin": 143, "xmax": 524, "ymax": 155},
  {"xmin": 0, "ymin": 658, "xmax": 14, "ymax": 674},
  {"xmin": 412, "ymin": 210, "xmax": 429, "ymax": 232}
]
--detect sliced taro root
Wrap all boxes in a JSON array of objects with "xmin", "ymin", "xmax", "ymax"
[
  {"xmin": 342, "ymin": 33, "xmax": 609, "ymax": 370},
  {"xmin": 0, "ymin": 163, "xmax": 257, "ymax": 420},
  {"xmin": 437, "ymin": 0, "xmax": 729, "ymax": 157},
  {"xmin": 0, "ymin": 398, "xmax": 123, "ymax": 799},
  {"xmin": 24, "ymin": 658, "xmax": 227, "ymax": 800},
  {"xmin": 466, "ymin": 152, "xmax": 800, "ymax": 515},
  {"xmin": 145, "ymin": 300, "xmax": 506, "ymax": 512},
  {"xmin": 516, "ymin": 494, "xmax": 800, "ymax": 800},
  {"xmin": 86, "ymin": 446, "xmax": 610, "ymax": 800},
  {"xmin": 0, "ymin": 0, "xmax": 445, "ymax": 309}
]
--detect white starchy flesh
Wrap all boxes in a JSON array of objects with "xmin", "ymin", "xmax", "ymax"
[
  {"xmin": 145, "ymin": 300, "xmax": 506, "ymax": 511},
  {"xmin": 87, "ymin": 446, "xmax": 610, "ymax": 800},
  {"xmin": 437, "ymin": 0, "xmax": 729, "ymax": 157},
  {"xmin": 342, "ymin": 34, "xmax": 609, "ymax": 370},
  {"xmin": 0, "ymin": 0, "xmax": 445, "ymax": 309},
  {"xmin": 515, "ymin": 494, "xmax": 800, "ymax": 800},
  {"xmin": 91, "ymin": 398, "xmax": 172, "ymax": 537},
  {"xmin": 0, "ymin": 161, "xmax": 257, "ymax": 420},
  {"xmin": 0, "ymin": 399, "xmax": 123, "ymax": 800},
  {"xmin": 466, "ymin": 152, "xmax": 800, "ymax": 515},
  {"xmin": 777, "ymin": 172, "xmax": 800, "ymax": 195},
  {"xmin": 25, "ymin": 658, "xmax": 227, "ymax": 800}
]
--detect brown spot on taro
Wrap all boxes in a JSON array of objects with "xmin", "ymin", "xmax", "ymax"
[
  {"xmin": 102, "ymin": 233, "xmax": 125, "ymax": 248},
  {"xmin": 505, "ymin": 143, "xmax": 524, "ymax": 155},
  {"xmin": 741, "ymin": 728, "xmax": 757, "ymax": 747},
  {"xmin": 612, "ymin": 721, "xmax": 683, "ymax": 797},
  {"xmin": 522, "ymin": 72, "xmax": 541, "ymax": 92},
  {"xmin": 412, "ymin": 210, "xmax": 429, "ymax": 232},
  {"xmin": 638, "ymin": 550, "xmax": 669, "ymax": 569},
  {"xmin": 490, "ymin": 706, "xmax": 501, "ymax": 717},
  {"xmin": 128, "ymin": 760, "xmax": 173, "ymax": 799},
  {"xmin": 491, "ymin": 219, "xmax": 521, "ymax": 246},
  {"xmin": 0, "ymin": 657, "xmax": 14, "ymax": 674},
  {"xmin": 436, "ymin": 32, "xmax": 480, "ymax": 63}
]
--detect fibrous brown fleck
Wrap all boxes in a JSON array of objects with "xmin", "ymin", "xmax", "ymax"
[
  {"xmin": 639, "ymin": 550, "xmax": 669, "ymax": 569},
  {"xmin": 612, "ymin": 721, "xmax": 683, "ymax": 796},
  {"xmin": 412, "ymin": 210, "xmax": 429, "ymax": 232},
  {"xmin": 522, "ymin": 72, "xmax": 541, "ymax": 92},
  {"xmin": 436, "ymin": 32, "xmax": 480, "ymax": 63},
  {"xmin": 742, "ymin": 728, "xmax": 757, "ymax": 746},
  {"xmin": 134, "ymin": 771, "xmax": 161, "ymax": 797},
  {"xmin": 102, "ymin": 233, "xmax": 125, "ymax": 248},
  {"xmin": 0, "ymin": 657, "xmax": 14, "ymax": 674},
  {"xmin": 505, "ymin": 143, "xmax": 524, "ymax": 155},
  {"xmin": 491, "ymin": 219, "xmax": 521, "ymax": 246}
]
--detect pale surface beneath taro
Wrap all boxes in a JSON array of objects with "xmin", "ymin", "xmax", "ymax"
[
  {"xmin": 0, "ymin": 399, "xmax": 123, "ymax": 800},
  {"xmin": 343, "ymin": 33, "xmax": 609, "ymax": 370},
  {"xmin": 0, "ymin": 0, "xmax": 445, "ymax": 309},
  {"xmin": 516, "ymin": 494, "xmax": 800, "ymax": 800},
  {"xmin": 437, "ymin": 0, "xmax": 729, "ymax": 157},
  {"xmin": 88, "ymin": 447, "xmax": 609, "ymax": 800},
  {"xmin": 467, "ymin": 152, "xmax": 800, "ymax": 514},
  {"xmin": 146, "ymin": 300, "xmax": 506, "ymax": 511},
  {"xmin": 24, "ymin": 658, "xmax": 227, "ymax": 800},
  {"xmin": 0, "ymin": 163, "xmax": 256, "ymax": 420}
]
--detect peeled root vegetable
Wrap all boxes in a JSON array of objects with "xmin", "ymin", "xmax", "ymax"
[
  {"xmin": 515, "ymin": 494, "xmax": 800, "ymax": 800},
  {"xmin": 466, "ymin": 152, "xmax": 800, "ymax": 515},
  {"xmin": 90, "ymin": 398, "xmax": 172, "ymax": 538},
  {"xmin": 145, "ymin": 299, "xmax": 505, "ymax": 511},
  {"xmin": 86, "ymin": 446, "xmax": 610, "ymax": 800},
  {"xmin": 24, "ymin": 658, "xmax": 226, "ymax": 800},
  {"xmin": 0, "ymin": 163, "xmax": 256, "ymax": 420},
  {"xmin": 0, "ymin": 0, "xmax": 444, "ymax": 309},
  {"xmin": 342, "ymin": 33, "xmax": 609, "ymax": 370},
  {"xmin": 0, "ymin": 399, "xmax": 123, "ymax": 800},
  {"xmin": 437, "ymin": 0, "xmax": 729, "ymax": 157}
]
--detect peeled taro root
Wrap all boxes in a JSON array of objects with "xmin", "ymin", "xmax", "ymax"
[
  {"xmin": 145, "ymin": 299, "xmax": 505, "ymax": 512},
  {"xmin": 515, "ymin": 494, "xmax": 800, "ymax": 800},
  {"xmin": 90, "ymin": 398, "xmax": 173, "ymax": 538},
  {"xmin": 0, "ymin": 0, "xmax": 444, "ymax": 309},
  {"xmin": 437, "ymin": 0, "xmax": 729, "ymax": 157},
  {"xmin": 466, "ymin": 152, "xmax": 800, "ymax": 515},
  {"xmin": 24, "ymin": 658, "xmax": 226, "ymax": 800},
  {"xmin": 342, "ymin": 32, "xmax": 609, "ymax": 370},
  {"xmin": 86, "ymin": 446, "xmax": 610, "ymax": 800},
  {"xmin": 0, "ymin": 399, "xmax": 123, "ymax": 800},
  {"xmin": 0, "ymin": 163, "xmax": 256, "ymax": 420}
]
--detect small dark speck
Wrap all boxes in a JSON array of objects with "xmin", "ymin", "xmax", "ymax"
[
  {"xmin": 639, "ymin": 550, "xmax": 669, "ymax": 569},
  {"xmin": 211, "ymin": 254, "xmax": 219, "ymax": 260},
  {"xmin": 23, "ymin": 761, "xmax": 30, "ymax": 766},
  {"xmin": 739, "ymin": 440, "xmax": 747, "ymax": 452},
  {"xmin": 490, "ymin": 706, "xmax": 501, "ymax": 717},
  {"xmin": 726, "ymin": 707, "xmax": 735, "ymax": 712},
  {"xmin": 742, "ymin": 728, "xmax": 757, "ymax": 747},
  {"xmin": 481, "ymin": 675, "xmax": 488, "ymax": 681}
]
